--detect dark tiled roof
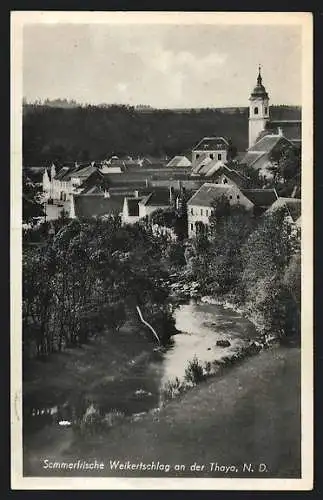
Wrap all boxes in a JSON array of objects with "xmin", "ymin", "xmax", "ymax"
[
  {"xmin": 187, "ymin": 183, "xmax": 236, "ymax": 207},
  {"xmin": 207, "ymin": 165, "xmax": 248, "ymax": 187},
  {"xmin": 141, "ymin": 188, "xmax": 173, "ymax": 207},
  {"xmin": 126, "ymin": 198, "xmax": 141, "ymax": 216},
  {"xmin": 193, "ymin": 137, "xmax": 229, "ymax": 152},
  {"xmin": 247, "ymin": 135, "xmax": 281, "ymax": 153},
  {"xmin": 241, "ymin": 189, "xmax": 278, "ymax": 207},
  {"xmin": 74, "ymin": 194, "xmax": 124, "ymax": 218},
  {"xmin": 241, "ymin": 135, "xmax": 297, "ymax": 170},
  {"xmin": 71, "ymin": 164, "xmax": 98, "ymax": 179},
  {"xmin": 55, "ymin": 167, "xmax": 72, "ymax": 180}
]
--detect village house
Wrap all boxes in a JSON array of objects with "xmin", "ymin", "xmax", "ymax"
[
  {"xmin": 187, "ymin": 183, "xmax": 278, "ymax": 238},
  {"xmin": 187, "ymin": 183, "xmax": 254, "ymax": 238},
  {"xmin": 43, "ymin": 162, "xmax": 101, "ymax": 202},
  {"xmin": 191, "ymin": 137, "xmax": 229, "ymax": 169},
  {"xmin": 193, "ymin": 162, "xmax": 250, "ymax": 189}
]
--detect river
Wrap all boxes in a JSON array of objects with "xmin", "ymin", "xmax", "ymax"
[{"xmin": 24, "ymin": 300, "xmax": 259, "ymax": 435}]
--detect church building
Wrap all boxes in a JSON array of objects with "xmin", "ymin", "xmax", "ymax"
[{"xmin": 248, "ymin": 66, "xmax": 270, "ymax": 148}]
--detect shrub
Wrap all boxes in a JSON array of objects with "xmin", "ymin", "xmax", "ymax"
[
  {"xmin": 184, "ymin": 355, "xmax": 205, "ymax": 385},
  {"xmin": 160, "ymin": 377, "xmax": 187, "ymax": 402}
]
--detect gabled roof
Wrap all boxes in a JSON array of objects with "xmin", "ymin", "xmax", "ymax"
[
  {"xmin": 191, "ymin": 153, "xmax": 212, "ymax": 175},
  {"xmin": 193, "ymin": 137, "xmax": 229, "ymax": 152},
  {"xmin": 167, "ymin": 155, "xmax": 192, "ymax": 167},
  {"xmin": 198, "ymin": 160, "xmax": 223, "ymax": 176},
  {"xmin": 71, "ymin": 164, "xmax": 98, "ymax": 180},
  {"xmin": 241, "ymin": 135, "xmax": 295, "ymax": 170},
  {"xmin": 55, "ymin": 167, "xmax": 74, "ymax": 181},
  {"xmin": 73, "ymin": 194, "xmax": 124, "ymax": 218},
  {"xmin": 247, "ymin": 134, "xmax": 282, "ymax": 153},
  {"xmin": 266, "ymin": 197, "xmax": 301, "ymax": 221},
  {"xmin": 187, "ymin": 183, "xmax": 237, "ymax": 207},
  {"xmin": 207, "ymin": 165, "xmax": 249, "ymax": 187},
  {"xmin": 140, "ymin": 188, "xmax": 173, "ymax": 207},
  {"xmin": 241, "ymin": 189, "xmax": 278, "ymax": 207}
]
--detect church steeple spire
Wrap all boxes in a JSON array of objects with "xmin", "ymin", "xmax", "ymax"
[{"xmin": 257, "ymin": 64, "xmax": 262, "ymax": 86}]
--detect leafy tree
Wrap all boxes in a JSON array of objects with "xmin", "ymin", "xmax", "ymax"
[{"xmin": 22, "ymin": 172, "xmax": 45, "ymax": 224}]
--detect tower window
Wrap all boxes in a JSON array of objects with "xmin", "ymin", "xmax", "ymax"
[{"xmin": 254, "ymin": 107, "xmax": 259, "ymax": 115}]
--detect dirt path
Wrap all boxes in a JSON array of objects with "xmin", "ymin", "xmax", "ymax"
[{"xmin": 24, "ymin": 346, "xmax": 301, "ymax": 478}]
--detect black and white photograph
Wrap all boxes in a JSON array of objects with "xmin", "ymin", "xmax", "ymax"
[{"xmin": 11, "ymin": 11, "xmax": 313, "ymax": 490}]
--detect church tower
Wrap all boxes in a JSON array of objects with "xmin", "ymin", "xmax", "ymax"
[{"xmin": 248, "ymin": 66, "xmax": 270, "ymax": 148}]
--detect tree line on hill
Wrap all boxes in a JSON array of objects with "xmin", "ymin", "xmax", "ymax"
[{"xmin": 23, "ymin": 104, "xmax": 249, "ymax": 165}]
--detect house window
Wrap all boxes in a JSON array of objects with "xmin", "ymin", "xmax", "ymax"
[
  {"xmin": 218, "ymin": 154, "xmax": 222, "ymax": 161},
  {"xmin": 206, "ymin": 209, "xmax": 209, "ymax": 216},
  {"xmin": 223, "ymin": 178, "xmax": 228, "ymax": 184},
  {"xmin": 190, "ymin": 223, "xmax": 194, "ymax": 231},
  {"xmin": 210, "ymin": 154, "xmax": 214, "ymax": 160},
  {"xmin": 229, "ymin": 195, "xmax": 233, "ymax": 200},
  {"xmin": 200, "ymin": 208, "xmax": 203, "ymax": 216},
  {"xmin": 196, "ymin": 154, "xmax": 200, "ymax": 159},
  {"xmin": 191, "ymin": 208, "xmax": 194, "ymax": 215},
  {"xmin": 265, "ymin": 107, "xmax": 268, "ymax": 115},
  {"xmin": 237, "ymin": 195, "xmax": 240, "ymax": 200},
  {"xmin": 254, "ymin": 107, "xmax": 259, "ymax": 115}
]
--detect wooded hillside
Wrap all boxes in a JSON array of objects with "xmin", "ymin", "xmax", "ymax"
[{"xmin": 23, "ymin": 104, "xmax": 300, "ymax": 166}]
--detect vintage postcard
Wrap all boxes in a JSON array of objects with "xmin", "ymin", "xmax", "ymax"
[{"xmin": 11, "ymin": 11, "xmax": 313, "ymax": 490}]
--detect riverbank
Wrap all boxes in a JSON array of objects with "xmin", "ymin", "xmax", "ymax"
[
  {"xmin": 23, "ymin": 318, "xmax": 159, "ymax": 433},
  {"xmin": 24, "ymin": 346, "xmax": 301, "ymax": 478}
]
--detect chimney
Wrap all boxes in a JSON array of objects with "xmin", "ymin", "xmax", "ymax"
[
  {"xmin": 134, "ymin": 190, "xmax": 139, "ymax": 198},
  {"xmin": 278, "ymin": 127, "xmax": 283, "ymax": 137},
  {"xmin": 104, "ymin": 189, "xmax": 110, "ymax": 198},
  {"xmin": 145, "ymin": 178, "xmax": 149, "ymax": 187}
]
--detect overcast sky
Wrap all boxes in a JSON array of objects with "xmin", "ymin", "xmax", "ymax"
[{"xmin": 23, "ymin": 23, "xmax": 302, "ymax": 108}]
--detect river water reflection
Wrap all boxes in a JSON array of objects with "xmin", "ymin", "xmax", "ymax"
[{"xmin": 26, "ymin": 300, "xmax": 259, "ymax": 431}]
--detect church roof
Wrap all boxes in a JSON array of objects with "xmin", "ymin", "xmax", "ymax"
[
  {"xmin": 249, "ymin": 67, "xmax": 269, "ymax": 100},
  {"xmin": 241, "ymin": 134, "xmax": 295, "ymax": 170}
]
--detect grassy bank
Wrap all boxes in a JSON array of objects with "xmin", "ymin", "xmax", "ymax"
[
  {"xmin": 23, "ymin": 317, "xmax": 158, "ymax": 433},
  {"xmin": 24, "ymin": 346, "xmax": 301, "ymax": 478}
]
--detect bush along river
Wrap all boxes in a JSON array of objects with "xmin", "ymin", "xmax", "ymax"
[{"xmin": 23, "ymin": 294, "xmax": 273, "ymax": 459}]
